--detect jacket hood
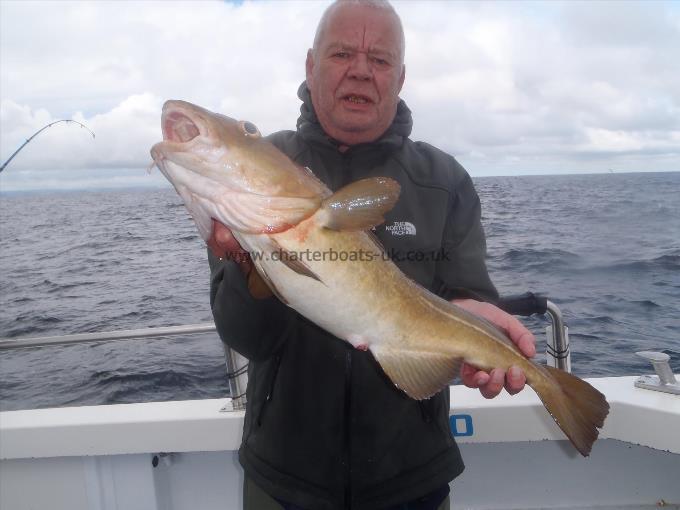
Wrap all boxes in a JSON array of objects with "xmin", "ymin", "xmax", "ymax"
[{"xmin": 295, "ymin": 81, "xmax": 413, "ymax": 150}]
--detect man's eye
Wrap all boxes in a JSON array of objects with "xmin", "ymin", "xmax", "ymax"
[
  {"xmin": 334, "ymin": 52, "xmax": 350, "ymax": 58},
  {"xmin": 372, "ymin": 57, "xmax": 389, "ymax": 66}
]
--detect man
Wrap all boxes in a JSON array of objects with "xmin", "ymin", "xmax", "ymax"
[{"xmin": 208, "ymin": 1, "xmax": 535, "ymax": 509}]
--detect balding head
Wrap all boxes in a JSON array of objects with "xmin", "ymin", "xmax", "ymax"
[{"xmin": 313, "ymin": 0, "xmax": 405, "ymax": 65}]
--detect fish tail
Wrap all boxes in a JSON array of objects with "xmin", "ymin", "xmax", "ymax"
[{"xmin": 532, "ymin": 366, "xmax": 610, "ymax": 456}]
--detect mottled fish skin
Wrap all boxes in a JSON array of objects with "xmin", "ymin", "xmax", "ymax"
[{"xmin": 151, "ymin": 100, "xmax": 609, "ymax": 456}]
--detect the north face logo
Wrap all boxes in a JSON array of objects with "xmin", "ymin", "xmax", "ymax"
[{"xmin": 386, "ymin": 221, "xmax": 417, "ymax": 236}]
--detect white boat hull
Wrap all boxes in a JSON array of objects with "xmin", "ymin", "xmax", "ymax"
[{"xmin": 2, "ymin": 377, "xmax": 679, "ymax": 509}]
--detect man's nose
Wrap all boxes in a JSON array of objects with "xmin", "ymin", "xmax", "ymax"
[{"xmin": 348, "ymin": 53, "xmax": 371, "ymax": 80}]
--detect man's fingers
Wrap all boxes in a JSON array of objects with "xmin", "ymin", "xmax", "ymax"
[
  {"xmin": 506, "ymin": 317, "xmax": 536, "ymax": 357},
  {"xmin": 462, "ymin": 364, "xmax": 506, "ymax": 398},
  {"xmin": 505, "ymin": 365, "xmax": 526, "ymax": 395},
  {"xmin": 208, "ymin": 218, "xmax": 249, "ymax": 260},
  {"xmin": 206, "ymin": 233, "xmax": 224, "ymax": 258},
  {"xmin": 479, "ymin": 368, "xmax": 505, "ymax": 399},
  {"xmin": 214, "ymin": 222, "xmax": 235, "ymax": 248},
  {"xmin": 212, "ymin": 219, "xmax": 242, "ymax": 252},
  {"xmin": 461, "ymin": 363, "xmax": 488, "ymax": 388},
  {"xmin": 453, "ymin": 301, "xmax": 534, "ymax": 398},
  {"xmin": 497, "ymin": 311, "xmax": 536, "ymax": 357},
  {"xmin": 452, "ymin": 299, "xmax": 536, "ymax": 359},
  {"xmin": 462, "ymin": 363, "xmax": 526, "ymax": 397}
]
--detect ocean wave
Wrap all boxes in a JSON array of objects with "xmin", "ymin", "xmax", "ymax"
[
  {"xmin": 80, "ymin": 367, "xmax": 230, "ymax": 405},
  {"xmin": 116, "ymin": 310, "xmax": 160, "ymax": 321},
  {"xmin": 112, "ymin": 233, "xmax": 146, "ymax": 242},
  {"xmin": 628, "ymin": 299, "xmax": 661, "ymax": 309},
  {"xmin": 55, "ymin": 241, "xmax": 114, "ymax": 257},
  {"xmin": 495, "ymin": 248, "xmax": 581, "ymax": 270},
  {"xmin": 1, "ymin": 315, "xmax": 64, "ymax": 338},
  {"xmin": 583, "ymin": 253, "xmax": 680, "ymax": 274},
  {"xmin": 43, "ymin": 280, "xmax": 98, "ymax": 293}
]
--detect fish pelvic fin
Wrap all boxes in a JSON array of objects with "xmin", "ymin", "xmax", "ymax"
[
  {"xmin": 321, "ymin": 177, "xmax": 400, "ymax": 231},
  {"xmin": 371, "ymin": 345, "xmax": 463, "ymax": 400},
  {"xmin": 533, "ymin": 365, "xmax": 610, "ymax": 457}
]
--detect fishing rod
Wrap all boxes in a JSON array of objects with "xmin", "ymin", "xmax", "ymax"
[{"xmin": 0, "ymin": 119, "xmax": 95, "ymax": 173}]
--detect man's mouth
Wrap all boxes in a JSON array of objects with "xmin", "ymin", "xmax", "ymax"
[{"xmin": 343, "ymin": 94, "xmax": 373, "ymax": 105}]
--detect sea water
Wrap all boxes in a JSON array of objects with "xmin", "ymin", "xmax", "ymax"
[{"xmin": 1, "ymin": 172, "xmax": 678, "ymax": 411}]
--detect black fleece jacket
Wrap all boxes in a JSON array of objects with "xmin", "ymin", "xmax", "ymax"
[{"xmin": 209, "ymin": 83, "xmax": 498, "ymax": 510}]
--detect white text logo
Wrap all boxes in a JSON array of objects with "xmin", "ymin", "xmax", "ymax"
[{"xmin": 385, "ymin": 221, "xmax": 417, "ymax": 236}]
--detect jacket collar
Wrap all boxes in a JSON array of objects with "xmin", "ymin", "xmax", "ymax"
[{"xmin": 295, "ymin": 81, "xmax": 413, "ymax": 152}]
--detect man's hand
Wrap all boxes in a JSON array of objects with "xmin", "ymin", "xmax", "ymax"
[
  {"xmin": 207, "ymin": 218, "xmax": 252, "ymax": 275},
  {"xmin": 452, "ymin": 299, "xmax": 536, "ymax": 399}
]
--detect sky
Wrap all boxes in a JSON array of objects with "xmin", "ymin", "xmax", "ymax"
[{"xmin": 1, "ymin": 0, "xmax": 679, "ymax": 191}]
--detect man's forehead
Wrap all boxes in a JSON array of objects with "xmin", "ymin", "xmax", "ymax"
[{"xmin": 317, "ymin": 3, "xmax": 403, "ymax": 56}]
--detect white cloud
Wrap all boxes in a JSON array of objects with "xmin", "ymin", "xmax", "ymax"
[{"xmin": 1, "ymin": 0, "xmax": 679, "ymax": 190}]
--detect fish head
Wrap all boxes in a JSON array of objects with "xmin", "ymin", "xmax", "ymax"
[{"xmin": 151, "ymin": 100, "xmax": 327, "ymax": 239}]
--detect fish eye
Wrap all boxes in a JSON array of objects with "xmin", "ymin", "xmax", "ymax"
[{"xmin": 240, "ymin": 120, "xmax": 261, "ymax": 138}]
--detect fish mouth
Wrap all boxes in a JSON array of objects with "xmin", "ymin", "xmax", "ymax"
[
  {"xmin": 151, "ymin": 102, "xmax": 211, "ymax": 169},
  {"xmin": 162, "ymin": 109, "xmax": 201, "ymax": 143}
]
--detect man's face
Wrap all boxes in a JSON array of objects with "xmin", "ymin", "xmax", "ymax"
[{"xmin": 306, "ymin": 4, "xmax": 405, "ymax": 146}]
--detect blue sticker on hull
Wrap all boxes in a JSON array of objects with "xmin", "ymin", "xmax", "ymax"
[{"xmin": 450, "ymin": 414, "xmax": 474, "ymax": 437}]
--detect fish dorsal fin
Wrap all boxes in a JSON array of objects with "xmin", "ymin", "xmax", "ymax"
[
  {"xmin": 370, "ymin": 344, "xmax": 462, "ymax": 400},
  {"xmin": 321, "ymin": 177, "xmax": 400, "ymax": 231}
]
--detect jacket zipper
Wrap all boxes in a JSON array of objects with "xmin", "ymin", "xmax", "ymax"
[
  {"xmin": 257, "ymin": 353, "xmax": 282, "ymax": 426},
  {"xmin": 343, "ymin": 349, "xmax": 353, "ymax": 509},
  {"xmin": 419, "ymin": 401, "xmax": 432, "ymax": 423},
  {"xmin": 340, "ymin": 152, "xmax": 353, "ymax": 510}
]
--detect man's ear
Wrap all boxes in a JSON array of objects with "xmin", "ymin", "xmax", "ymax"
[
  {"xmin": 305, "ymin": 49, "xmax": 315, "ymax": 88},
  {"xmin": 397, "ymin": 64, "xmax": 406, "ymax": 94}
]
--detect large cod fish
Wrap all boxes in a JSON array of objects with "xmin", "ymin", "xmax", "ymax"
[{"xmin": 151, "ymin": 100, "xmax": 609, "ymax": 456}]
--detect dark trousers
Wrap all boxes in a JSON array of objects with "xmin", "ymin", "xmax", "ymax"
[{"xmin": 243, "ymin": 476, "xmax": 451, "ymax": 510}]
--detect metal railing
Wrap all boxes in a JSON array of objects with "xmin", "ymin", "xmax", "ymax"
[
  {"xmin": 545, "ymin": 300, "xmax": 571, "ymax": 372},
  {"xmin": 0, "ymin": 323, "xmax": 216, "ymax": 350},
  {"xmin": 0, "ymin": 323, "xmax": 250, "ymax": 411},
  {"xmin": 496, "ymin": 293, "xmax": 571, "ymax": 372}
]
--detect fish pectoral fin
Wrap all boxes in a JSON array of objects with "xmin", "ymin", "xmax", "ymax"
[
  {"xmin": 279, "ymin": 252, "xmax": 322, "ymax": 283},
  {"xmin": 371, "ymin": 345, "xmax": 463, "ymax": 400},
  {"xmin": 267, "ymin": 239, "xmax": 324, "ymax": 284},
  {"xmin": 321, "ymin": 177, "xmax": 401, "ymax": 231}
]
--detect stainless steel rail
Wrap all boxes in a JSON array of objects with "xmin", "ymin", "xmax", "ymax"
[
  {"xmin": 545, "ymin": 300, "xmax": 571, "ymax": 373},
  {"xmin": 0, "ymin": 323, "xmax": 217, "ymax": 350},
  {"xmin": 0, "ymin": 323, "xmax": 249, "ymax": 410}
]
